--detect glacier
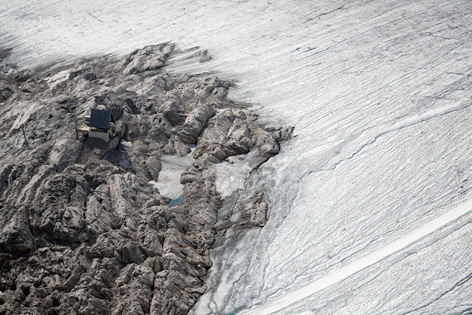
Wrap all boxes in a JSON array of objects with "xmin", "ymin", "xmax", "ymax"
[{"xmin": 2, "ymin": 0, "xmax": 472, "ymax": 314}]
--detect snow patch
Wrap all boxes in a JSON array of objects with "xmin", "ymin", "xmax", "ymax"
[
  {"xmin": 120, "ymin": 140, "xmax": 133, "ymax": 148},
  {"xmin": 149, "ymin": 155, "xmax": 193, "ymax": 199},
  {"xmin": 214, "ymin": 151, "xmax": 259, "ymax": 199}
]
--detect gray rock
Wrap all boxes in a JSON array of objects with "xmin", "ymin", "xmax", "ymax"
[
  {"xmin": 161, "ymin": 100, "xmax": 186, "ymax": 126},
  {"xmin": 239, "ymin": 192, "xmax": 269, "ymax": 227},
  {"xmin": 180, "ymin": 105, "xmax": 215, "ymax": 144},
  {"xmin": 122, "ymin": 44, "xmax": 175, "ymax": 75},
  {"xmin": 0, "ymin": 43, "xmax": 291, "ymax": 315}
]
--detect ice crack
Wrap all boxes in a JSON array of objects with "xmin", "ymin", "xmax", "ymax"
[
  {"xmin": 325, "ymin": 101, "xmax": 472, "ymax": 172},
  {"xmin": 402, "ymin": 271, "xmax": 472, "ymax": 315}
]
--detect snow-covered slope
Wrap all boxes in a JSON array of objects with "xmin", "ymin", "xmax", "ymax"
[{"xmin": 2, "ymin": 0, "xmax": 472, "ymax": 313}]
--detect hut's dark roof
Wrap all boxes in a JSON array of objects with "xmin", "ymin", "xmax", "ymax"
[{"xmin": 89, "ymin": 109, "xmax": 111, "ymax": 130}]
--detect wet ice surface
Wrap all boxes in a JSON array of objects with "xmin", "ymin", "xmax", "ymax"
[
  {"xmin": 3, "ymin": 0, "xmax": 472, "ymax": 314},
  {"xmin": 149, "ymin": 155, "xmax": 192, "ymax": 200}
]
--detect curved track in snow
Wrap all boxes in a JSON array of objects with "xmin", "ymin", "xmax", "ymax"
[
  {"xmin": 242, "ymin": 199, "xmax": 472, "ymax": 314},
  {"xmin": 2, "ymin": 0, "xmax": 472, "ymax": 314}
]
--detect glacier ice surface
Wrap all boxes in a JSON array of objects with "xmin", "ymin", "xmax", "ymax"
[{"xmin": 2, "ymin": 0, "xmax": 472, "ymax": 313}]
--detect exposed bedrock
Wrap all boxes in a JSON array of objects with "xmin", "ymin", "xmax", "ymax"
[{"xmin": 0, "ymin": 44, "xmax": 292, "ymax": 314}]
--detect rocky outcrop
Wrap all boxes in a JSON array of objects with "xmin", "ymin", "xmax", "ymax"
[
  {"xmin": 238, "ymin": 192, "xmax": 268, "ymax": 228},
  {"xmin": 179, "ymin": 105, "xmax": 215, "ymax": 144},
  {"xmin": 0, "ymin": 45, "xmax": 292, "ymax": 314}
]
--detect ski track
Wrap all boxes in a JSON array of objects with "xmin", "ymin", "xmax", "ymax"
[
  {"xmin": 242, "ymin": 198, "xmax": 472, "ymax": 314},
  {"xmin": 2, "ymin": 0, "xmax": 472, "ymax": 314}
]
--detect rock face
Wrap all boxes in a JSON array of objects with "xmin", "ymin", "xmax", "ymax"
[
  {"xmin": 0, "ymin": 45, "xmax": 291, "ymax": 314},
  {"xmin": 238, "ymin": 192, "xmax": 268, "ymax": 228}
]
